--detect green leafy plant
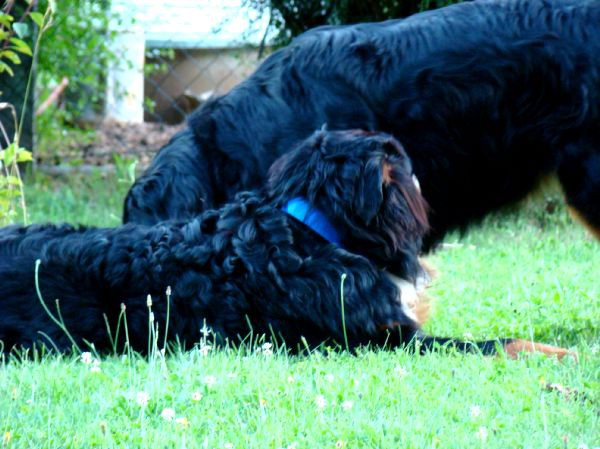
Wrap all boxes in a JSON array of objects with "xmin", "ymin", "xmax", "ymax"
[
  {"xmin": 36, "ymin": 0, "xmax": 117, "ymax": 124},
  {"xmin": 0, "ymin": 102, "xmax": 32, "ymax": 224},
  {"xmin": 0, "ymin": 4, "xmax": 50, "ymax": 224},
  {"xmin": 0, "ymin": 10, "xmax": 33, "ymax": 76},
  {"xmin": 35, "ymin": 1, "xmax": 139, "ymax": 162},
  {"xmin": 0, "ymin": 3, "xmax": 53, "ymax": 225},
  {"xmin": 113, "ymin": 152, "xmax": 138, "ymax": 186}
]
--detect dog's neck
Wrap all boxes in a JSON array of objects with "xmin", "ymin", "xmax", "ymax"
[{"xmin": 281, "ymin": 197, "xmax": 342, "ymax": 246}]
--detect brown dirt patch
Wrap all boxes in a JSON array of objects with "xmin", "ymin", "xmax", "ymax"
[{"xmin": 37, "ymin": 120, "xmax": 185, "ymax": 170}]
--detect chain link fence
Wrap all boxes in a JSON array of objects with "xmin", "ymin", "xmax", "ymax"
[{"xmin": 144, "ymin": 46, "xmax": 259, "ymax": 125}]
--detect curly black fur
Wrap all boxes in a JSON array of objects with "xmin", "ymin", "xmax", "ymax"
[
  {"xmin": 124, "ymin": 0, "xmax": 600, "ymax": 250},
  {"xmin": 1, "ymin": 130, "xmax": 517, "ymax": 355}
]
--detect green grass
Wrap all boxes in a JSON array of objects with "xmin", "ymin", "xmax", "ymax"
[
  {"xmin": 0, "ymin": 173, "xmax": 598, "ymax": 449},
  {"xmin": 23, "ymin": 172, "xmax": 129, "ymax": 226}
]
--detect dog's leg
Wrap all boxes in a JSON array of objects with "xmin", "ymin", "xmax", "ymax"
[
  {"xmin": 558, "ymin": 139, "xmax": 600, "ymax": 240},
  {"xmin": 414, "ymin": 334, "xmax": 575, "ymax": 360},
  {"xmin": 384, "ymin": 272, "xmax": 575, "ymax": 360}
]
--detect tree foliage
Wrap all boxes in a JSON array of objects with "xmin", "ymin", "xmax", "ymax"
[
  {"xmin": 37, "ymin": 0, "xmax": 118, "ymax": 123},
  {"xmin": 0, "ymin": 2, "xmax": 43, "ymax": 224},
  {"xmin": 247, "ymin": 0, "xmax": 462, "ymax": 47}
]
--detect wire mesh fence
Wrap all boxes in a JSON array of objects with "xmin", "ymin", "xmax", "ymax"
[{"xmin": 143, "ymin": 46, "xmax": 259, "ymax": 125}]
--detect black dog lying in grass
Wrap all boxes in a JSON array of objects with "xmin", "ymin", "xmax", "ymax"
[
  {"xmin": 124, "ymin": 0, "xmax": 600, "ymax": 251},
  {"xmin": 0, "ymin": 131, "xmax": 570, "ymax": 358}
]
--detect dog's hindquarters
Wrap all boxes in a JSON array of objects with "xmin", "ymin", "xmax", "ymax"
[{"xmin": 0, "ymin": 223, "xmax": 187, "ymax": 353}]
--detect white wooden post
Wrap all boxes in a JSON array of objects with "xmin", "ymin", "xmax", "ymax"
[{"xmin": 105, "ymin": 5, "xmax": 145, "ymax": 123}]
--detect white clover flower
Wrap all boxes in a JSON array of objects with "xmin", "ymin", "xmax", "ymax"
[
  {"xmin": 394, "ymin": 365, "xmax": 408, "ymax": 377},
  {"xmin": 160, "ymin": 407, "xmax": 176, "ymax": 421},
  {"xmin": 224, "ymin": 444, "xmax": 234, "ymax": 449},
  {"xmin": 324, "ymin": 374, "xmax": 334, "ymax": 383},
  {"xmin": 287, "ymin": 375, "xmax": 295, "ymax": 384},
  {"xmin": 136, "ymin": 391, "xmax": 150, "ymax": 407},
  {"xmin": 80, "ymin": 352, "xmax": 93, "ymax": 364},
  {"xmin": 261, "ymin": 342, "xmax": 273, "ymax": 356},
  {"xmin": 470, "ymin": 405, "xmax": 481, "ymax": 418},
  {"xmin": 203, "ymin": 375, "xmax": 217, "ymax": 388},
  {"xmin": 341, "ymin": 400, "xmax": 353, "ymax": 411},
  {"xmin": 199, "ymin": 343, "xmax": 212, "ymax": 357},
  {"xmin": 315, "ymin": 394, "xmax": 327, "ymax": 411},
  {"xmin": 476, "ymin": 426, "xmax": 488, "ymax": 441},
  {"xmin": 175, "ymin": 417, "xmax": 190, "ymax": 428},
  {"xmin": 191, "ymin": 391, "xmax": 203, "ymax": 401}
]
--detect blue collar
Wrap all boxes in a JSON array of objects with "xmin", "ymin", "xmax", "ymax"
[{"xmin": 281, "ymin": 197, "xmax": 342, "ymax": 246}]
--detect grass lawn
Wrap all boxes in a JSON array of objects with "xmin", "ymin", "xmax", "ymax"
[{"xmin": 0, "ymin": 172, "xmax": 597, "ymax": 448}]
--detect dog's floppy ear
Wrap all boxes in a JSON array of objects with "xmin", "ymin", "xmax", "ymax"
[
  {"xmin": 353, "ymin": 157, "xmax": 385, "ymax": 224},
  {"xmin": 267, "ymin": 130, "xmax": 327, "ymax": 203}
]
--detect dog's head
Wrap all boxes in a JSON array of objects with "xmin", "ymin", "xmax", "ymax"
[{"xmin": 268, "ymin": 129, "xmax": 429, "ymax": 279}]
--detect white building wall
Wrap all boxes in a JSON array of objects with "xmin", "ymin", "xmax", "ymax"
[{"xmin": 112, "ymin": 0, "xmax": 271, "ymax": 48}]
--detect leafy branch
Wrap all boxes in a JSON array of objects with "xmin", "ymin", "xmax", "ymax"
[{"xmin": 0, "ymin": 2, "xmax": 54, "ymax": 225}]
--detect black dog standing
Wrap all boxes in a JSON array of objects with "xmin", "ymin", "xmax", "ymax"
[
  {"xmin": 124, "ymin": 0, "xmax": 600, "ymax": 250},
  {"xmin": 0, "ymin": 131, "xmax": 570, "ymax": 358}
]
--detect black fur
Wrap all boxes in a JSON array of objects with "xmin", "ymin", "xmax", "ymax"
[
  {"xmin": 124, "ymin": 0, "xmax": 600, "ymax": 250},
  {"xmin": 0, "ymin": 130, "xmax": 512, "ymax": 355}
]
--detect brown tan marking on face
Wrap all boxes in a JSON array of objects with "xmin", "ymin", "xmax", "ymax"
[{"xmin": 382, "ymin": 161, "xmax": 394, "ymax": 185}]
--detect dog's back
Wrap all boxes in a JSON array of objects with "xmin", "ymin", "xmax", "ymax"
[
  {"xmin": 125, "ymin": 0, "xmax": 600, "ymax": 248},
  {"xmin": 0, "ymin": 224, "xmax": 80, "ymax": 260}
]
